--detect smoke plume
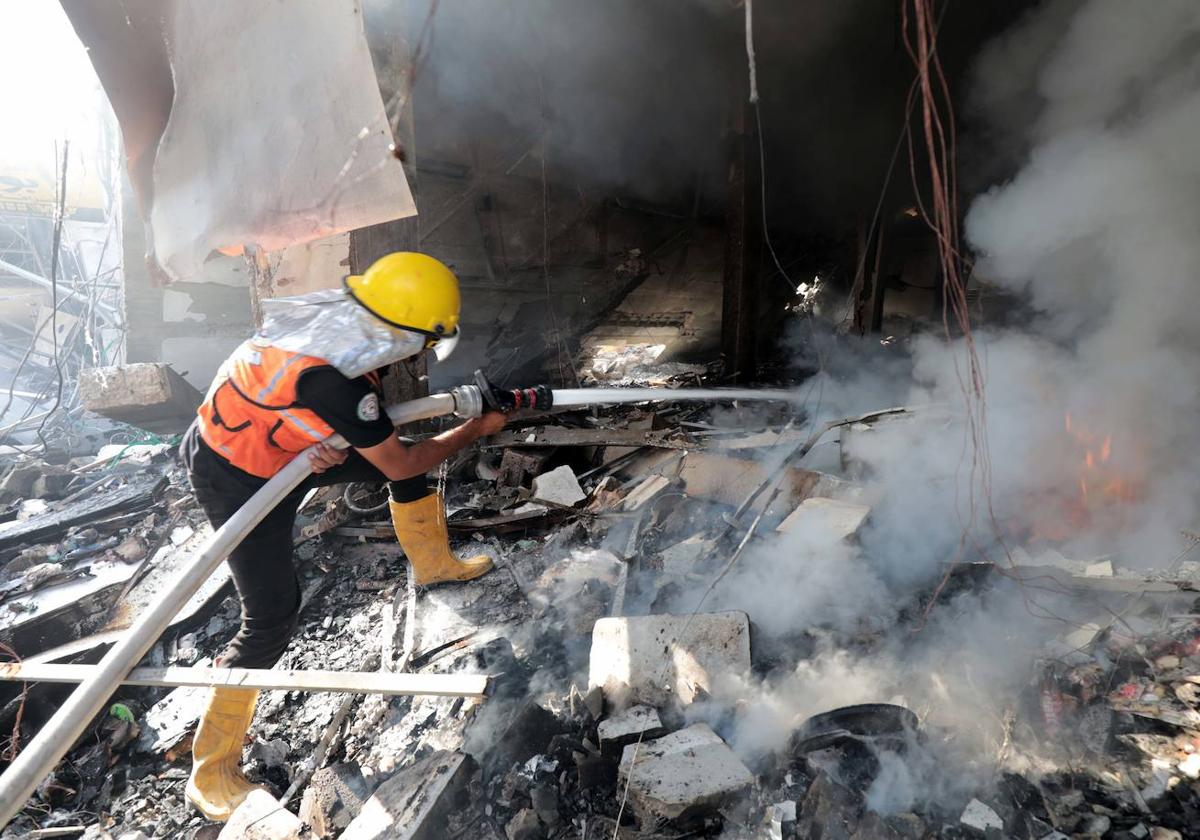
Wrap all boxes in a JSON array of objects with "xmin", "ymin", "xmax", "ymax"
[{"xmin": 682, "ymin": 0, "xmax": 1200, "ymax": 812}]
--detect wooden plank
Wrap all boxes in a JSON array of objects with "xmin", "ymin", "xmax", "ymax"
[
  {"xmin": 484, "ymin": 427, "xmax": 693, "ymax": 450},
  {"xmin": 720, "ymin": 99, "xmax": 762, "ymax": 382},
  {"xmin": 0, "ymin": 662, "xmax": 489, "ymax": 698}
]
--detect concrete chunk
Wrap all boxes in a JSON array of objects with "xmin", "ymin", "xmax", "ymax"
[
  {"xmin": 79, "ymin": 363, "xmax": 203, "ymax": 434},
  {"xmin": 342, "ymin": 751, "xmax": 471, "ymax": 840},
  {"xmin": 219, "ymin": 789, "xmax": 302, "ymax": 840},
  {"xmin": 776, "ymin": 497, "xmax": 870, "ymax": 543},
  {"xmin": 959, "ymin": 798, "xmax": 1003, "ymax": 833},
  {"xmin": 531, "ymin": 465, "xmax": 586, "ymax": 507},
  {"xmin": 617, "ymin": 723, "xmax": 753, "ymax": 823},
  {"xmin": 597, "ymin": 705, "xmax": 664, "ymax": 750},
  {"xmin": 299, "ymin": 763, "xmax": 373, "ymax": 838},
  {"xmin": 1085, "ymin": 559, "xmax": 1114, "ymax": 577},
  {"xmin": 589, "ymin": 612, "xmax": 751, "ymax": 707},
  {"xmin": 657, "ymin": 535, "xmax": 712, "ymax": 577}
]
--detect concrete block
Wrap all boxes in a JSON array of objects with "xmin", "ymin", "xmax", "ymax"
[
  {"xmin": 219, "ymin": 788, "xmax": 302, "ymax": 840},
  {"xmin": 589, "ymin": 611, "xmax": 751, "ymax": 707},
  {"xmin": 498, "ymin": 448, "xmax": 554, "ymax": 489},
  {"xmin": 531, "ymin": 465, "xmax": 586, "ymax": 507},
  {"xmin": 299, "ymin": 762, "xmax": 373, "ymax": 837},
  {"xmin": 776, "ymin": 497, "xmax": 870, "ymax": 543},
  {"xmin": 79, "ymin": 363, "xmax": 203, "ymax": 434},
  {"xmin": 341, "ymin": 751, "xmax": 472, "ymax": 840},
  {"xmin": 597, "ymin": 705, "xmax": 664, "ymax": 751},
  {"xmin": 617, "ymin": 723, "xmax": 753, "ymax": 823}
]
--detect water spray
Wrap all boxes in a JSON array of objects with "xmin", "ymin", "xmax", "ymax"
[{"xmin": 0, "ymin": 372, "xmax": 798, "ymax": 826}]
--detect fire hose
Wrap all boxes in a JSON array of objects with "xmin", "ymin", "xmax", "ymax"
[{"xmin": 0, "ymin": 373, "xmax": 796, "ymax": 826}]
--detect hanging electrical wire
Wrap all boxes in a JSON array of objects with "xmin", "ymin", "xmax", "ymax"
[
  {"xmin": 896, "ymin": 0, "xmax": 1081, "ymax": 632},
  {"xmin": 32, "ymin": 142, "xmax": 71, "ymax": 453}
]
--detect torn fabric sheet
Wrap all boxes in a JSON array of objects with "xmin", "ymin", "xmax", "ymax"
[{"xmin": 64, "ymin": 0, "xmax": 414, "ymax": 283}]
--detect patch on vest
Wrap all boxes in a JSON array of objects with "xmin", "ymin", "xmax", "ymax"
[{"xmin": 356, "ymin": 393, "xmax": 381, "ymax": 423}]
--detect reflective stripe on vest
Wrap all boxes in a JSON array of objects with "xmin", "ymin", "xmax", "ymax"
[{"xmin": 196, "ymin": 340, "xmax": 378, "ymax": 479}]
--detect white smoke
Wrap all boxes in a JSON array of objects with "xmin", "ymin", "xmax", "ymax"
[
  {"xmin": 681, "ymin": 0, "xmax": 1200, "ymax": 809},
  {"xmin": 967, "ymin": 0, "xmax": 1200, "ymax": 563}
]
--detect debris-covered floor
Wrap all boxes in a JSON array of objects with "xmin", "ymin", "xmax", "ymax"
[{"xmin": 3, "ymin": 383, "xmax": 1200, "ymax": 840}]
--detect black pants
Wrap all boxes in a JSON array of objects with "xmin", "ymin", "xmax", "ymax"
[{"xmin": 182, "ymin": 427, "xmax": 426, "ymax": 669}]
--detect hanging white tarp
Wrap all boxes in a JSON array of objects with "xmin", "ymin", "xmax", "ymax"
[{"xmin": 63, "ymin": 0, "xmax": 414, "ymax": 282}]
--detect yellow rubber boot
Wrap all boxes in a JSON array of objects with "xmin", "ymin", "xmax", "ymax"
[
  {"xmin": 390, "ymin": 494, "xmax": 493, "ymax": 586},
  {"xmin": 185, "ymin": 686, "xmax": 264, "ymax": 821}
]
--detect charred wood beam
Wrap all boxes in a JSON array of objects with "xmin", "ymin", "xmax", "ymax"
[{"xmin": 721, "ymin": 101, "xmax": 762, "ymax": 383}]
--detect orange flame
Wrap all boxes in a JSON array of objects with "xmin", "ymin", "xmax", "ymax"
[{"xmin": 1023, "ymin": 413, "xmax": 1144, "ymax": 542}]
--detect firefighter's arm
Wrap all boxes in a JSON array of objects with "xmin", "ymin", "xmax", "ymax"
[{"xmin": 355, "ymin": 412, "xmax": 507, "ymax": 481}]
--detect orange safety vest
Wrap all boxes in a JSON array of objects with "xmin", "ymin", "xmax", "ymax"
[{"xmin": 197, "ymin": 339, "xmax": 382, "ymax": 479}]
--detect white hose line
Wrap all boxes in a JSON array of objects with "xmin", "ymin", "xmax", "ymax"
[{"xmin": 0, "ymin": 394, "xmax": 462, "ymax": 828}]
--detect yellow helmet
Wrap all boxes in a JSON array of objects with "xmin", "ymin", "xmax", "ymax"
[{"xmin": 343, "ymin": 253, "xmax": 461, "ymax": 357}]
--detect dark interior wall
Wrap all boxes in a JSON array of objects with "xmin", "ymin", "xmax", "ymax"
[
  {"xmin": 102, "ymin": 0, "xmax": 1045, "ymax": 385},
  {"xmin": 364, "ymin": 0, "xmax": 1041, "ymax": 232}
]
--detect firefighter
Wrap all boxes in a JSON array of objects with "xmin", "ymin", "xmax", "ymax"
[{"xmin": 178, "ymin": 252, "xmax": 506, "ymax": 820}]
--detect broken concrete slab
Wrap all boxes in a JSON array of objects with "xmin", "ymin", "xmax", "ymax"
[
  {"xmin": 531, "ymin": 465, "xmax": 586, "ymax": 507},
  {"xmin": 617, "ymin": 723, "xmax": 753, "ymax": 823},
  {"xmin": 673, "ymin": 451, "xmax": 860, "ymax": 520},
  {"xmin": 219, "ymin": 788, "xmax": 303, "ymax": 839},
  {"xmin": 79, "ymin": 362, "xmax": 203, "ymax": 434},
  {"xmin": 299, "ymin": 762, "xmax": 374, "ymax": 838},
  {"xmin": 959, "ymin": 798, "xmax": 1003, "ymax": 833},
  {"xmin": 589, "ymin": 611, "xmax": 751, "ymax": 708},
  {"xmin": 776, "ymin": 497, "xmax": 871, "ymax": 543},
  {"xmin": 341, "ymin": 751, "xmax": 472, "ymax": 840},
  {"xmin": 597, "ymin": 705, "xmax": 664, "ymax": 751},
  {"xmin": 656, "ymin": 535, "xmax": 713, "ymax": 577}
]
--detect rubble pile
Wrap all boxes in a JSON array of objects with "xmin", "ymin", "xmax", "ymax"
[{"xmin": 2, "ymin": 401, "xmax": 1199, "ymax": 840}]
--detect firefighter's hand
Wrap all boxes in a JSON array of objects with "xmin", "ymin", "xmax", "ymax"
[
  {"xmin": 308, "ymin": 442, "xmax": 348, "ymax": 473},
  {"xmin": 472, "ymin": 411, "xmax": 509, "ymax": 438}
]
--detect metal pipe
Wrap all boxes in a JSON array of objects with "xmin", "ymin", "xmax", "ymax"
[
  {"xmin": 0, "ymin": 391, "xmax": 467, "ymax": 827},
  {"xmin": 550, "ymin": 386, "xmax": 798, "ymax": 409}
]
